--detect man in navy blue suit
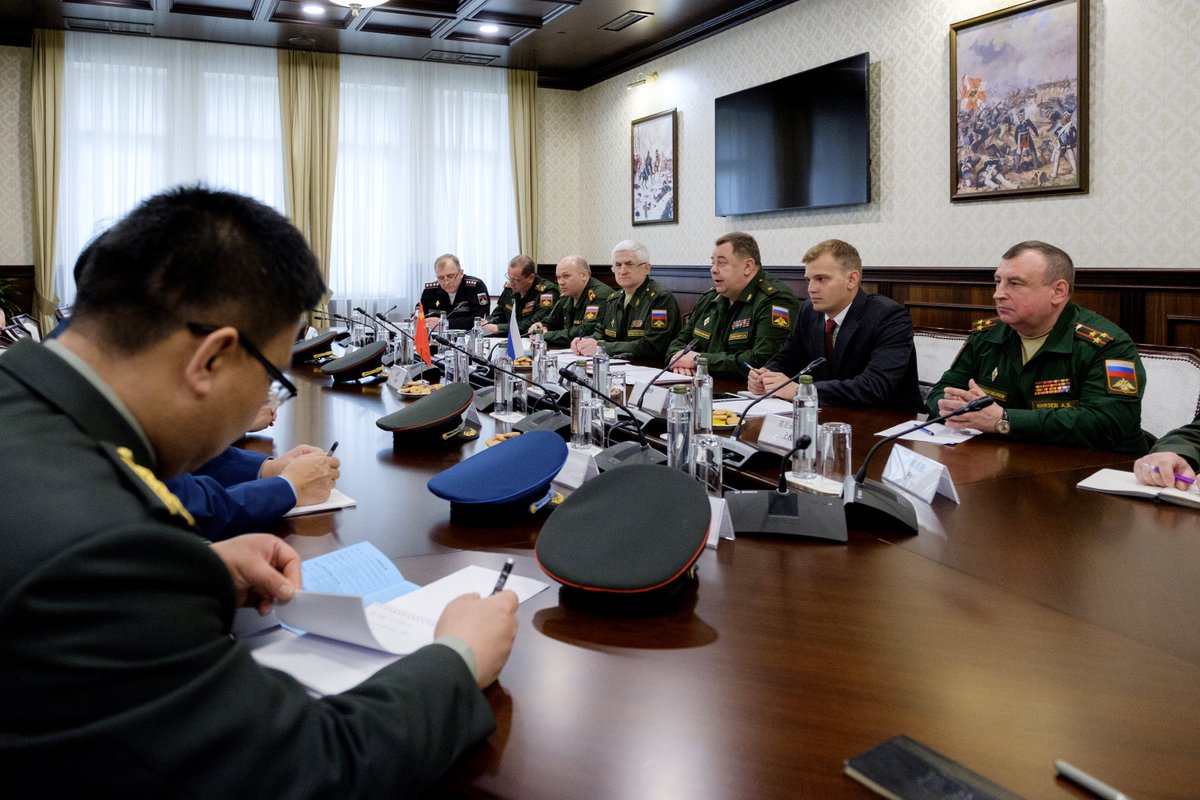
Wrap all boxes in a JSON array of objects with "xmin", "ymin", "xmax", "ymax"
[{"xmin": 748, "ymin": 239, "xmax": 922, "ymax": 411}]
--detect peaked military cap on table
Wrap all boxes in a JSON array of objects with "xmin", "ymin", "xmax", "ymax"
[
  {"xmin": 291, "ymin": 330, "xmax": 342, "ymax": 366},
  {"xmin": 376, "ymin": 381, "xmax": 476, "ymax": 441},
  {"xmin": 321, "ymin": 340, "xmax": 387, "ymax": 383},
  {"xmin": 536, "ymin": 463, "xmax": 710, "ymax": 602},
  {"xmin": 427, "ymin": 430, "xmax": 568, "ymax": 518}
]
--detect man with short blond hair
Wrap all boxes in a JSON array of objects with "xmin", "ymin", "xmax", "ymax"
[{"xmin": 750, "ymin": 239, "xmax": 921, "ymax": 409}]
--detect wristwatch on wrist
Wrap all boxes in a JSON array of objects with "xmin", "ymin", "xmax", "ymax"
[{"xmin": 995, "ymin": 408, "xmax": 1012, "ymax": 435}]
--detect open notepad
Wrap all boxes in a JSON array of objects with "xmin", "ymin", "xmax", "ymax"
[
  {"xmin": 249, "ymin": 543, "xmax": 548, "ymax": 695},
  {"xmin": 1077, "ymin": 468, "xmax": 1200, "ymax": 510}
]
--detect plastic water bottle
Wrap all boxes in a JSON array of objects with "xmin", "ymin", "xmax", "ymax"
[
  {"xmin": 792, "ymin": 374, "xmax": 818, "ymax": 479},
  {"xmin": 667, "ymin": 384, "xmax": 693, "ymax": 472},
  {"xmin": 693, "ymin": 356, "xmax": 713, "ymax": 435},
  {"xmin": 494, "ymin": 355, "xmax": 513, "ymax": 414},
  {"xmin": 569, "ymin": 360, "xmax": 592, "ymax": 448},
  {"xmin": 530, "ymin": 331, "xmax": 547, "ymax": 383},
  {"xmin": 592, "ymin": 343, "xmax": 609, "ymax": 401}
]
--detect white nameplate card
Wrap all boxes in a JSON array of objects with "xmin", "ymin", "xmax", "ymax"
[
  {"xmin": 553, "ymin": 447, "xmax": 600, "ymax": 496},
  {"xmin": 386, "ymin": 365, "xmax": 416, "ymax": 391},
  {"xmin": 881, "ymin": 445, "xmax": 959, "ymax": 504},
  {"xmin": 707, "ymin": 496, "xmax": 735, "ymax": 548},
  {"xmin": 629, "ymin": 382, "xmax": 669, "ymax": 414},
  {"xmin": 461, "ymin": 405, "xmax": 482, "ymax": 433},
  {"xmin": 756, "ymin": 413, "xmax": 794, "ymax": 451}
]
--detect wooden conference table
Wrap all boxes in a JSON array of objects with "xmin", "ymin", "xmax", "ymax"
[{"xmin": 251, "ymin": 365, "xmax": 1200, "ymax": 799}]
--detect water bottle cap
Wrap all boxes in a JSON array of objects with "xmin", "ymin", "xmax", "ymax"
[
  {"xmin": 798, "ymin": 374, "xmax": 814, "ymax": 384},
  {"xmin": 671, "ymin": 384, "xmax": 688, "ymax": 394}
]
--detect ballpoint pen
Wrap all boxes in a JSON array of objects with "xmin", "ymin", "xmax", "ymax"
[
  {"xmin": 491, "ymin": 558, "xmax": 514, "ymax": 594},
  {"xmin": 1055, "ymin": 759, "xmax": 1130, "ymax": 800},
  {"xmin": 326, "ymin": 441, "xmax": 339, "ymax": 456}
]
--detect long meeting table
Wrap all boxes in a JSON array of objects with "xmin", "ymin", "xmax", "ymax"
[{"xmin": 247, "ymin": 365, "xmax": 1200, "ymax": 799}]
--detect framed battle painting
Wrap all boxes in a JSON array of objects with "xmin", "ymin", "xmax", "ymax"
[
  {"xmin": 950, "ymin": 0, "xmax": 1088, "ymax": 201},
  {"xmin": 631, "ymin": 109, "xmax": 678, "ymax": 225}
]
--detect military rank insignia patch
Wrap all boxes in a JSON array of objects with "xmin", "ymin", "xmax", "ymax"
[
  {"xmin": 971, "ymin": 317, "xmax": 999, "ymax": 333},
  {"xmin": 1034, "ymin": 378, "xmax": 1072, "ymax": 396},
  {"xmin": 650, "ymin": 309, "xmax": 668, "ymax": 329},
  {"xmin": 1105, "ymin": 359, "xmax": 1138, "ymax": 395},
  {"xmin": 583, "ymin": 305, "xmax": 599, "ymax": 320},
  {"xmin": 770, "ymin": 305, "xmax": 790, "ymax": 329},
  {"xmin": 1075, "ymin": 323, "xmax": 1114, "ymax": 347},
  {"xmin": 539, "ymin": 293, "xmax": 555, "ymax": 308}
]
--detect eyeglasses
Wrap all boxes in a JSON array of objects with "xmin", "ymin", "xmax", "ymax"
[
  {"xmin": 187, "ymin": 322, "xmax": 298, "ymax": 410},
  {"xmin": 612, "ymin": 261, "xmax": 647, "ymax": 273},
  {"xmin": 436, "ymin": 271, "xmax": 463, "ymax": 283}
]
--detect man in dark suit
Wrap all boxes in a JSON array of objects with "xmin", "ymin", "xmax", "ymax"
[
  {"xmin": 748, "ymin": 239, "xmax": 922, "ymax": 410},
  {"xmin": 419, "ymin": 253, "xmax": 490, "ymax": 330},
  {"xmin": 0, "ymin": 186, "xmax": 518, "ymax": 797}
]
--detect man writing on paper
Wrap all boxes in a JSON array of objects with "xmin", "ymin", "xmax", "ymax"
[
  {"xmin": 667, "ymin": 231, "xmax": 799, "ymax": 378},
  {"xmin": 527, "ymin": 255, "xmax": 612, "ymax": 347},
  {"xmin": 572, "ymin": 240, "xmax": 682, "ymax": 360},
  {"xmin": 927, "ymin": 241, "xmax": 1150, "ymax": 456},
  {"xmin": 748, "ymin": 239, "xmax": 922, "ymax": 410},
  {"xmin": 482, "ymin": 254, "xmax": 558, "ymax": 336},
  {"xmin": 0, "ymin": 186, "xmax": 518, "ymax": 797},
  {"xmin": 1134, "ymin": 415, "xmax": 1199, "ymax": 490},
  {"xmin": 419, "ymin": 253, "xmax": 491, "ymax": 330}
]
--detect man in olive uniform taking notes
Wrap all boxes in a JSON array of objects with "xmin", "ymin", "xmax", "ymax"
[
  {"xmin": 419, "ymin": 253, "xmax": 490, "ymax": 330},
  {"xmin": 928, "ymin": 240, "xmax": 1150, "ymax": 456},
  {"xmin": 482, "ymin": 254, "xmax": 558, "ymax": 336},
  {"xmin": 0, "ymin": 186, "xmax": 519, "ymax": 797},
  {"xmin": 1134, "ymin": 415, "xmax": 1200, "ymax": 490},
  {"xmin": 527, "ymin": 255, "xmax": 612, "ymax": 347},
  {"xmin": 667, "ymin": 231, "xmax": 799, "ymax": 378},
  {"xmin": 572, "ymin": 240, "xmax": 681, "ymax": 360}
]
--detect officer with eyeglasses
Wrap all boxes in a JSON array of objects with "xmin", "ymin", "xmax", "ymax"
[
  {"xmin": 418, "ymin": 253, "xmax": 491, "ymax": 330},
  {"xmin": 572, "ymin": 239, "xmax": 681, "ymax": 360}
]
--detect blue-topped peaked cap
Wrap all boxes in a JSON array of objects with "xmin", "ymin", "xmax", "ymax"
[
  {"xmin": 536, "ymin": 464, "xmax": 710, "ymax": 594},
  {"xmin": 427, "ymin": 430, "xmax": 568, "ymax": 506},
  {"xmin": 377, "ymin": 381, "xmax": 474, "ymax": 435}
]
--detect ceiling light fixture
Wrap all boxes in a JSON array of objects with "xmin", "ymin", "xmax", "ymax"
[
  {"xmin": 480, "ymin": 24, "xmax": 500, "ymax": 34},
  {"xmin": 626, "ymin": 71, "xmax": 658, "ymax": 90},
  {"xmin": 329, "ymin": 0, "xmax": 387, "ymax": 17},
  {"xmin": 301, "ymin": 3, "xmax": 325, "ymax": 15}
]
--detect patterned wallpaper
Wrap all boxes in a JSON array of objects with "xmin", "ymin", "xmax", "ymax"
[
  {"xmin": 536, "ymin": 0, "xmax": 1200, "ymax": 270},
  {"xmin": 0, "ymin": 46, "xmax": 33, "ymax": 264}
]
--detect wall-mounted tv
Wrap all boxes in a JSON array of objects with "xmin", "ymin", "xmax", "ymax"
[{"xmin": 715, "ymin": 53, "xmax": 871, "ymax": 216}]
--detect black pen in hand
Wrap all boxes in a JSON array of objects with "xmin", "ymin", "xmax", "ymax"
[
  {"xmin": 491, "ymin": 558, "xmax": 514, "ymax": 595},
  {"xmin": 326, "ymin": 441, "xmax": 339, "ymax": 456}
]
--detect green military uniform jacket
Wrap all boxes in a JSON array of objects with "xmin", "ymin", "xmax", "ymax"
[
  {"xmin": 926, "ymin": 302, "xmax": 1150, "ymax": 456},
  {"xmin": 543, "ymin": 277, "xmax": 613, "ymax": 347},
  {"xmin": 1153, "ymin": 415, "xmax": 1200, "ymax": 468},
  {"xmin": 596, "ymin": 277, "xmax": 682, "ymax": 360},
  {"xmin": 487, "ymin": 276, "xmax": 559, "ymax": 335},
  {"xmin": 666, "ymin": 268, "xmax": 799, "ymax": 378}
]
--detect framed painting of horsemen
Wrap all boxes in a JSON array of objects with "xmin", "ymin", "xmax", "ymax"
[
  {"xmin": 950, "ymin": 0, "xmax": 1088, "ymax": 200},
  {"xmin": 631, "ymin": 109, "xmax": 678, "ymax": 225}
]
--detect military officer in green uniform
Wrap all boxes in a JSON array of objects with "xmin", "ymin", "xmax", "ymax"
[
  {"xmin": 1134, "ymin": 414, "xmax": 1200, "ymax": 490},
  {"xmin": 928, "ymin": 240, "xmax": 1150, "ymax": 456},
  {"xmin": 667, "ymin": 232, "xmax": 799, "ymax": 378},
  {"xmin": 482, "ymin": 254, "xmax": 558, "ymax": 336},
  {"xmin": 527, "ymin": 255, "xmax": 612, "ymax": 347},
  {"xmin": 572, "ymin": 240, "xmax": 681, "ymax": 360}
]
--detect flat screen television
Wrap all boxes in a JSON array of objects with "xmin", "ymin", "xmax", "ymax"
[{"xmin": 715, "ymin": 53, "xmax": 870, "ymax": 216}]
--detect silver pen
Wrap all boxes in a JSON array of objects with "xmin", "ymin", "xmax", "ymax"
[{"xmin": 1055, "ymin": 760, "xmax": 1131, "ymax": 800}]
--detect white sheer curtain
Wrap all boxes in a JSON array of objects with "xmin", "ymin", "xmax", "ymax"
[
  {"xmin": 330, "ymin": 56, "xmax": 519, "ymax": 318},
  {"xmin": 55, "ymin": 33, "xmax": 283, "ymax": 307}
]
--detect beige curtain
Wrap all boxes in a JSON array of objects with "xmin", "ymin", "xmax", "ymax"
[
  {"xmin": 278, "ymin": 49, "xmax": 339, "ymax": 325},
  {"xmin": 507, "ymin": 69, "xmax": 538, "ymax": 264},
  {"xmin": 30, "ymin": 29, "xmax": 64, "ymax": 335}
]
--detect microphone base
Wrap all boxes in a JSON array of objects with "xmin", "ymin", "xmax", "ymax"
[
  {"xmin": 514, "ymin": 409, "xmax": 572, "ymax": 439},
  {"xmin": 843, "ymin": 477, "xmax": 918, "ymax": 534},
  {"xmin": 529, "ymin": 382, "xmax": 570, "ymax": 409},
  {"xmin": 720, "ymin": 436, "xmax": 782, "ymax": 470},
  {"xmin": 726, "ymin": 489, "xmax": 848, "ymax": 542},
  {"xmin": 473, "ymin": 386, "xmax": 496, "ymax": 412},
  {"xmin": 593, "ymin": 440, "xmax": 668, "ymax": 472}
]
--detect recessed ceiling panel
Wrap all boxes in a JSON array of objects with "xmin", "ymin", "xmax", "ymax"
[
  {"xmin": 269, "ymin": 0, "xmax": 351, "ymax": 28},
  {"xmin": 170, "ymin": 0, "xmax": 256, "ymax": 20},
  {"xmin": 442, "ymin": 17, "xmax": 527, "ymax": 47},
  {"xmin": 64, "ymin": 0, "xmax": 154, "ymax": 11},
  {"xmin": 359, "ymin": 7, "xmax": 451, "ymax": 38}
]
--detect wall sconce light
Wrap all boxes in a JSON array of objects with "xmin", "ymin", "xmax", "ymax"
[{"xmin": 626, "ymin": 71, "xmax": 659, "ymax": 90}]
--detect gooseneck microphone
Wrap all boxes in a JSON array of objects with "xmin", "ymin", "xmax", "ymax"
[
  {"xmin": 635, "ymin": 339, "xmax": 699, "ymax": 412},
  {"xmin": 776, "ymin": 436, "xmax": 812, "ymax": 493},
  {"xmin": 729, "ymin": 356, "xmax": 826, "ymax": 442},
  {"xmin": 433, "ymin": 333, "xmax": 565, "ymax": 414},
  {"xmin": 558, "ymin": 366, "xmax": 666, "ymax": 469},
  {"xmin": 853, "ymin": 394, "xmax": 994, "ymax": 484}
]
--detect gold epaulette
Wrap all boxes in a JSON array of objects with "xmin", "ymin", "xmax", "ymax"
[
  {"xmin": 1074, "ymin": 323, "xmax": 1114, "ymax": 347},
  {"xmin": 971, "ymin": 317, "xmax": 999, "ymax": 333}
]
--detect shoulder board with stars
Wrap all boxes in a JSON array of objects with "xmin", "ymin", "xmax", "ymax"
[
  {"xmin": 463, "ymin": 277, "xmax": 479, "ymax": 287},
  {"xmin": 1074, "ymin": 323, "xmax": 1114, "ymax": 348},
  {"xmin": 971, "ymin": 317, "xmax": 999, "ymax": 333},
  {"xmin": 424, "ymin": 280, "xmax": 438, "ymax": 289}
]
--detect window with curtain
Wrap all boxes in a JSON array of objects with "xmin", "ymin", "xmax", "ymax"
[
  {"xmin": 54, "ymin": 33, "xmax": 283, "ymax": 308},
  {"xmin": 329, "ymin": 56, "xmax": 520, "ymax": 321}
]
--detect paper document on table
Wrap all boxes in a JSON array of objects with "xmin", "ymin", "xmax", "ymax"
[
  {"xmin": 284, "ymin": 488, "xmax": 357, "ymax": 518},
  {"xmin": 1077, "ymin": 468, "xmax": 1200, "ymax": 509},
  {"xmin": 713, "ymin": 398, "xmax": 793, "ymax": 418},
  {"xmin": 875, "ymin": 420, "xmax": 981, "ymax": 445}
]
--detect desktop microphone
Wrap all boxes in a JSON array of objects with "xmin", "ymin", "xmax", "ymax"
[
  {"xmin": 433, "ymin": 333, "xmax": 569, "ymax": 422},
  {"xmin": 635, "ymin": 339, "xmax": 699, "ymax": 412},
  {"xmin": 368, "ymin": 309, "xmax": 439, "ymax": 380},
  {"xmin": 722, "ymin": 357, "xmax": 826, "ymax": 470},
  {"xmin": 844, "ymin": 394, "xmax": 995, "ymax": 534},
  {"xmin": 558, "ymin": 366, "xmax": 667, "ymax": 470}
]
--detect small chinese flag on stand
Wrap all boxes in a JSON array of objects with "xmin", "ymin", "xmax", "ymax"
[{"xmin": 414, "ymin": 304, "xmax": 433, "ymax": 366}]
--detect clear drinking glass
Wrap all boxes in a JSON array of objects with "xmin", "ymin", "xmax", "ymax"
[
  {"xmin": 817, "ymin": 422, "xmax": 853, "ymax": 484},
  {"xmin": 691, "ymin": 434, "xmax": 724, "ymax": 497}
]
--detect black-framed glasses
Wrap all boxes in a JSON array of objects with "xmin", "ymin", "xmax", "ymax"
[{"xmin": 187, "ymin": 322, "xmax": 298, "ymax": 410}]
